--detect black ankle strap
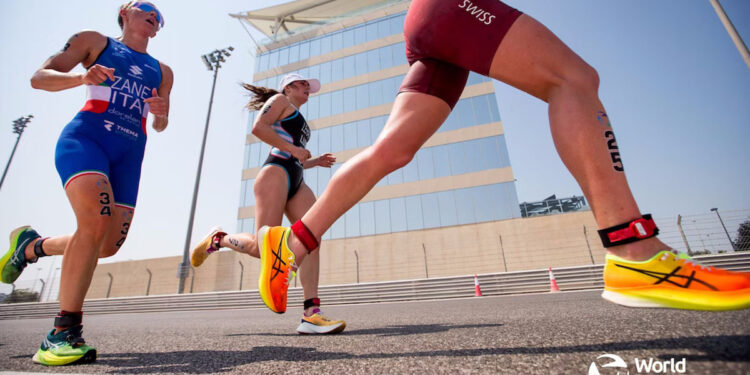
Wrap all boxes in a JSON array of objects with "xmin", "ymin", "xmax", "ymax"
[
  {"xmin": 598, "ymin": 214, "xmax": 659, "ymax": 248},
  {"xmin": 304, "ymin": 298, "xmax": 320, "ymax": 310},
  {"xmin": 34, "ymin": 237, "xmax": 49, "ymax": 259},
  {"xmin": 54, "ymin": 311, "xmax": 83, "ymax": 329}
]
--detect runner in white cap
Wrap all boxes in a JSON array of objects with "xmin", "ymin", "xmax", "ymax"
[{"xmin": 190, "ymin": 73, "xmax": 346, "ymax": 334}]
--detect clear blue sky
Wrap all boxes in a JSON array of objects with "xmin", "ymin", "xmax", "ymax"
[{"xmin": 1, "ymin": 0, "xmax": 749, "ymax": 294}]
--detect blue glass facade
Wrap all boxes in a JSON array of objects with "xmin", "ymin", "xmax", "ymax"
[
  {"xmin": 239, "ymin": 9, "xmax": 521, "ymax": 238},
  {"xmin": 254, "ymin": 14, "xmax": 407, "ymax": 74}
]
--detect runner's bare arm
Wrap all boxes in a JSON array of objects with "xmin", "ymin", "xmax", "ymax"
[
  {"xmin": 30, "ymin": 30, "xmax": 111, "ymax": 92},
  {"xmin": 145, "ymin": 62, "xmax": 173, "ymax": 132}
]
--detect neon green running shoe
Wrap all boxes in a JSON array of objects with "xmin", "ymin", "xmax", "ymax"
[
  {"xmin": 32, "ymin": 325, "xmax": 97, "ymax": 366},
  {"xmin": 1, "ymin": 225, "xmax": 40, "ymax": 284}
]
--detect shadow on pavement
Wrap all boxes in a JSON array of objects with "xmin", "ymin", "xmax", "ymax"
[
  {"xmin": 95, "ymin": 335, "xmax": 749, "ymax": 374},
  {"xmin": 229, "ymin": 323, "xmax": 505, "ymax": 337}
]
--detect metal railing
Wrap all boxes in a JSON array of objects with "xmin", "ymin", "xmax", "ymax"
[
  {"xmin": 3, "ymin": 209, "xmax": 748, "ymax": 303},
  {"xmin": 2, "ymin": 252, "xmax": 748, "ymax": 320}
]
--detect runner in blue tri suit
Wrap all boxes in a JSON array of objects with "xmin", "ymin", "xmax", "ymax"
[{"xmin": 0, "ymin": 2, "xmax": 173, "ymax": 366}]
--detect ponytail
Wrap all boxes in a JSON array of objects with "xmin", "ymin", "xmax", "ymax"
[{"xmin": 242, "ymin": 83, "xmax": 279, "ymax": 111}]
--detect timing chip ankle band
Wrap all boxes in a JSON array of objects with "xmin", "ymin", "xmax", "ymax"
[{"xmin": 598, "ymin": 214, "xmax": 659, "ymax": 248}]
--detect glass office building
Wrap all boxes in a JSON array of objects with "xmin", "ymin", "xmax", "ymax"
[{"xmin": 236, "ymin": 0, "xmax": 521, "ymax": 241}]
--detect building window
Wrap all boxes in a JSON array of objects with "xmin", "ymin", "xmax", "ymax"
[
  {"xmin": 375, "ymin": 200, "xmax": 391, "ymax": 235},
  {"xmin": 345, "ymin": 204, "xmax": 361, "ymax": 237},
  {"xmin": 405, "ymin": 195, "xmax": 424, "ymax": 230},
  {"xmin": 360, "ymin": 201, "xmax": 376, "ymax": 236}
]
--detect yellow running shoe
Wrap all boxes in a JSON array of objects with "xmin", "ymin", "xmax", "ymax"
[
  {"xmin": 190, "ymin": 227, "xmax": 223, "ymax": 267},
  {"xmin": 297, "ymin": 310, "xmax": 346, "ymax": 334},
  {"xmin": 257, "ymin": 226, "xmax": 296, "ymax": 314},
  {"xmin": 602, "ymin": 250, "xmax": 750, "ymax": 311}
]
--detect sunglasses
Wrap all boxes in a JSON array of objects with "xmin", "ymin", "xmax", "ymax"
[{"xmin": 131, "ymin": 2, "xmax": 164, "ymax": 28}]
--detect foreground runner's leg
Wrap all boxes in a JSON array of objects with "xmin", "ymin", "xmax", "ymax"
[{"xmin": 487, "ymin": 14, "xmax": 749, "ymax": 309}]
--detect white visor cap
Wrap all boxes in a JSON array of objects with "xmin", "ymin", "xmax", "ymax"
[{"xmin": 278, "ymin": 73, "xmax": 321, "ymax": 94}]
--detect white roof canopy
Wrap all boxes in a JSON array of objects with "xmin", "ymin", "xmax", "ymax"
[{"xmin": 230, "ymin": 0, "xmax": 392, "ymax": 41}]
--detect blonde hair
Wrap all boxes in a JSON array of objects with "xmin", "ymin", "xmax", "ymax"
[{"xmin": 117, "ymin": 1, "xmax": 136, "ymax": 30}]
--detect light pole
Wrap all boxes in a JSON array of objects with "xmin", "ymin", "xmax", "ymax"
[
  {"xmin": 177, "ymin": 47, "xmax": 233, "ymax": 294},
  {"xmin": 353, "ymin": 250, "xmax": 359, "ymax": 284},
  {"xmin": 709, "ymin": 0, "xmax": 750, "ymax": 70},
  {"xmin": 238, "ymin": 261, "xmax": 244, "ymax": 290},
  {"xmin": 711, "ymin": 208, "xmax": 736, "ymax": 251},
  {"xmin": 106, "ymin": 272, "xmax": 114, "ymax": 298},
  {"xmin": 145, "ymin": 268, "xmax": 152, "ymax": 296},
  {"xmin": 0, "ymin": 115, "xmax": 33, "ymax": 191}
]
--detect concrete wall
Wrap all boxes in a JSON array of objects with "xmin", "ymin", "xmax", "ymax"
[{"xmin": 87, "ymin": 210, "xmax": 603, "ymax": 299}]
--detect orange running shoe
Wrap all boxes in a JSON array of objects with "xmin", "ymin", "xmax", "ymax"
[
  {"xmin": 296, "ymin": 310, "xmax": 346, "ymax": 334},
  {"xmin": 602, "ymin": 250, "xmax": 750, "ymax": 311},
  {"xmin": 257, "ymin": 226, "xmax": 296, "ymax": 314}
]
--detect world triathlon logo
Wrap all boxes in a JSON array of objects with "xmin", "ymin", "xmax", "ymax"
[
  {"xmin": 589, "ymin": 354, "xmax": 628, "ymax": 375},
  {"xmin": 588, "ymin": 353, "xmax": 687, "ymax": 374}
]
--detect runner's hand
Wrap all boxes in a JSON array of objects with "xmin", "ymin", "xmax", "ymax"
[
  {"xmin": 144, "ymin": 88, "xmax": 168, "ymax": 117},
  {"xmin": 290, "ymin": 146, "xmax": 311, "ymax": 163},
  {"xmin": 315, "ymin": 153, "xmax": 336, "ymax": 168},
  {"xmin": 81, "ymin": 64, "xmax": 115, "ymax": 85}
]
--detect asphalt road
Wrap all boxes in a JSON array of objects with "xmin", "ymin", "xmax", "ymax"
[{"xmin": 1, "ymin": 290, "xmax": 748, "ymax": 374}]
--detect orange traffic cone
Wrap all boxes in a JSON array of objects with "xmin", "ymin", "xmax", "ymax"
[
  {"xmin": 474, "ymin": 274, "xmax": 483, "ymax": 297},
  {"xmin": 548, "ymin": 267, "xmax": 560, "ymax": 292}
]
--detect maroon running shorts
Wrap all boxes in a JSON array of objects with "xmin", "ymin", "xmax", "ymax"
[{"xmin": 399, "ymin": 0, "xmax": 522, "ymax": 108}]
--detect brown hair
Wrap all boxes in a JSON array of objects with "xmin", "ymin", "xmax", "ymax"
[
  {"xmin": 117, "ymin": 1, "xmax": 135, "ymax": 30},
  {"xmin": 242, "ymin": 83, "xmax": 280, "ymax": 111}
]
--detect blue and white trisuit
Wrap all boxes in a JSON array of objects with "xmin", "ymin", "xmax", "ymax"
[{"xmin": 54, "ymin": 37, "xmax": 162, "ymax": 209}]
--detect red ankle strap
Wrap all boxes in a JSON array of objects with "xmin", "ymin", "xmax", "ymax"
[
  {"xmin": 211, "ymin": 231, "xmax": 227, "ymax": 252},
  {"xmin": 598, "ymin": 214, "xmax": 659, "ymax": 248},
  {"xmin": 292, "ymin": 220, "xmax": 319, "ymax": 253}
]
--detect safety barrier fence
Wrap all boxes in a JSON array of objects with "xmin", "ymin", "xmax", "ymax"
[
  {"xmin": 1, "ymin": 252, "xmax": 748, "ymax": 320},
  {"xmin": 4, "ymin": 209, "xmax": 747, "ymax": 302}
]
